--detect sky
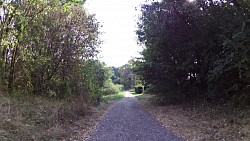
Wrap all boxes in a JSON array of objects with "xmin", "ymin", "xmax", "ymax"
[{"xmin": 84, "ymin": 0, "xmax": 147, "ymax": 67}]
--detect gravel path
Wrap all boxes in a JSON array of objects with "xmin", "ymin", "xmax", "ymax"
[{"xmin": 88, "ymin": 92, "xmax": 182, "ymax": 141}]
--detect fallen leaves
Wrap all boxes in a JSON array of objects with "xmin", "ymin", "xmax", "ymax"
[{"xmin": 138, "ymin": 94, "xmax": 250, "ymax": 141}]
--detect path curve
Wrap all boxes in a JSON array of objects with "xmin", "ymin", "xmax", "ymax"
[{"xmin": 88, "ymin": 91, "xmax": 182, "ymax": 141}]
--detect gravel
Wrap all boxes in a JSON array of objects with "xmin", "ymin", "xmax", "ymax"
[{"xmin": 88, "ymin": 93, "xmax": 183, "ymax": 141}]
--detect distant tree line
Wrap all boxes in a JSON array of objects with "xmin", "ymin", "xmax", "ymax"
[
  {"xmin": 111, "ymin": 60, "xmax": 139, "ymax": 90},
  {"xmin": 135, "ymin": 0, "xmax": 250, "ymax": 105}
]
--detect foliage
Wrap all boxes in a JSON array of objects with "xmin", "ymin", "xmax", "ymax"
[
  {"xmin": 82, "ymin": 60, "xmax": 113, "ymax": 103},
  {"xmin": 102, "ymin": 78, "xmax": 123, "ymax": 95},
  {"xmin": 111, "ymin": 67, "xmax": 121, "ymax": 84},
  {"xmin": 135, "ymin": 0, "xmax": 250, "ymax": 104},
  {"xmin": 0, "ymin": 0, "xmax": 110, "ymax": 103},
  {"xmin": 118, "ymin": 61, "xmax": 136, "ymax": 90}
]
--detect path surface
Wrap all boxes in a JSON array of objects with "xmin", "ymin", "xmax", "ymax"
[{"xmin": 88, "ymin": 92, "xmax": 182, "ymax": 141}]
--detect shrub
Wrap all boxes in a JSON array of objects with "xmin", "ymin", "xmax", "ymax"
[
  {"xmin": 102, "ymin": 80, "xmax": 124, "ymax": 95},
  {"xmin": 134, "ymin": 86, "xmax": 143, "ymax": 94}
]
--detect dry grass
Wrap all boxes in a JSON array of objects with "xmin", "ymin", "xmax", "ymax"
[
  {"xmin": 137, "ymin": 94, "xmax": 250, "ymax": 141},
  {"xmin": 0, "ymin": 91, "xmax": 113, "ymax": 141}
]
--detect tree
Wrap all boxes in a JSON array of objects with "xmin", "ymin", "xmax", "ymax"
[
  {"xmin": 111, "ymin": 67, "xmax": 121, "ymax": 85},
  {"xmin": 136, "ymin": 0, "xmax": 250, "ymax": 104},
  {"xmin": 119, "ymin": 61, "xmax": 135, "ymax": 90},
  {"xmin": 0, "ymin": 0, "xmax": 105, "ymax": 103}
]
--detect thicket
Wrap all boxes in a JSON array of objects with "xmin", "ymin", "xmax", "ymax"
[
  {"xmin": 135, "ymin": 0, "xmax": 250, "ymax": 105},
  {"xmin": 117, "ymin": 61, "xmax": 142, "ymax": 90},
  {"xmin": 102, "ymin": 80, "xmax": 123, "ymax": 95},
  {"xmin": 0, "ymin": 0, "xmax": 109, "ymax": 102},
  {"xmin": 118, "ymin": 63, "xmax": 134, "ymax": 90},
  {"xmin": 111, "ymin": 63, "xmax": 135, "ymax": 90}
]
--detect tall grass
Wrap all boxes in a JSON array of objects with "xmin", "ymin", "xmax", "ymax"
[{"xmin": 0, "ymin": 93, "xmax": 89, "ymax": 140}]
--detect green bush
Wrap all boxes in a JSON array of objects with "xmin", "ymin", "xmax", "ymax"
[
  {"xmin": 102, "ymin": 79, "xmax": 124, "ymax": 95},
  {"xmin": 102, "ymin": 87, "xmax": 118, "ymax": 95}
]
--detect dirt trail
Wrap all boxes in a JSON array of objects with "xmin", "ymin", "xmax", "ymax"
[{"xmin": 88, "ymin": 91, "xmax": 182, "ymax": 141}]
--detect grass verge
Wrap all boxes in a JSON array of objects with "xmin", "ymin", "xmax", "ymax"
[
  {"xmin": 0, "ymin": 91, "xmax": 114, "ymax": 141},
  {"xmin": 102, "ymin": 92, "xmax": 125, "ymax": 103},
  {"xmin": 129, "ymin": 89, "xmax": 143, "ymax": 99},
  {"xmin": 136, "ymin": 94, "xmax": 250, "ymax": 141}
]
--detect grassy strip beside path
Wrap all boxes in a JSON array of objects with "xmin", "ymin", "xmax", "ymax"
[
  {"xmin": 136, "ymin": 94, "xmax": 250, "ymax": 141},
  {"xmin": 0, "ymin": 91, "xmax": 126, "ymax": 140},
  {"xmin": 129, "ymin": 89, "xmax": 143, "ymax": 99},
  {"xmin": 102, "ymin": 92, "xmax": 126, "ymax": 103}
]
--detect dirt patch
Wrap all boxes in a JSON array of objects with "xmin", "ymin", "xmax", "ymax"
[{"xmin": 137, "ymin": 94, "xmax": 250, "ymax": 141}]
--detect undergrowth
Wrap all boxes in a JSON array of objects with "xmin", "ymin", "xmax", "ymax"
[{"xmin": 0, "ymin": 91, "xmax": 89, "ymax": 140}]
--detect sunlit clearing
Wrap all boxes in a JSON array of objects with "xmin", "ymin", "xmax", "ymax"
[
  {"xmin": 124, "ymin": 91, "xmax": 135, "ymax": 97},
  {"xmin": 188, "ymin": 0, "xmax": 195, "ymax": 2}
]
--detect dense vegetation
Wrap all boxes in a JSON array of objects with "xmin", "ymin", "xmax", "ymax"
[
  {"xmin": 0, "ymin": 0, "xmax": 119, "ymax": 102},
  {"xmin": 111, "ymin": 60, "xmax": 140, "ymax": 90},
  {"xmin": 135, "ymin": 0, "xmax": 250, "ymax": 105},
  {"xmin": 0, "ymin": 1, "xmax": 125, "ymax": 139}
]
